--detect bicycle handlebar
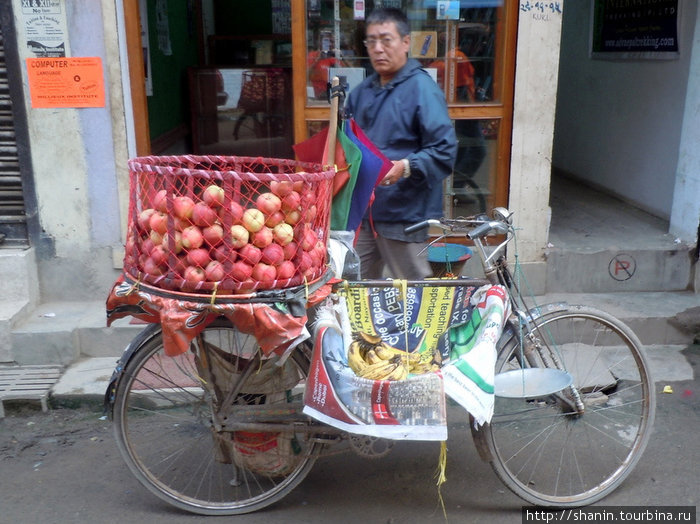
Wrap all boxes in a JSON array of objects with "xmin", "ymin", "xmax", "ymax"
[
  {"xmin": 404, "ymin": 217, "xmax": 510, "ymax": 239},
  {"xmin": 404, "ymin": 220, "xmax": 436, "ymax": 234},
  {"xmin": 467, "ymin": 221, "xmax": 509, "ymax": 239}
]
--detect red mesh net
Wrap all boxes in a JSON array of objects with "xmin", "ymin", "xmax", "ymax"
[{"xmin": 123, "ymin": 155, "xmax": 334, "ymax": 295}]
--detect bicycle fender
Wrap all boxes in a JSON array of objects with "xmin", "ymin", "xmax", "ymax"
[{"xmin": 102, "ymin": 323, "xmax": 163, "ymax": 417}]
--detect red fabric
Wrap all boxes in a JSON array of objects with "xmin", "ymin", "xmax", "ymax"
[
  {"xmin": 292, "ymin": 126, "xmax": 350, "ymax": 197},
  {"xmin": 106, "ymin": 274, "xmax": 333, "ymax": 358}
]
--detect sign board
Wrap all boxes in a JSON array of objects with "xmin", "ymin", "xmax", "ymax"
[
  {"xmin": 590, "ymin": 0, "xmax": 680, "ymax": 60},
  {"xmin": 26, "ymin": 57, "xmax": 105, "ymax": 108}
]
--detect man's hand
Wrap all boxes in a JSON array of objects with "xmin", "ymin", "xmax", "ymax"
[{"xmin": 381, "ymin": 160, "xmax": 408, "ymax": 186}]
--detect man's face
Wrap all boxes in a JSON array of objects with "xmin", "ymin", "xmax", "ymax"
[{"xmin": 365, "ymin": 21, "xmax": 410, "ymax": 84}]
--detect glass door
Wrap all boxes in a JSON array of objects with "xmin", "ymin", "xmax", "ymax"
[{"xmin": 291, "ymin": 0, "xmax": 517, "ymax": 217}]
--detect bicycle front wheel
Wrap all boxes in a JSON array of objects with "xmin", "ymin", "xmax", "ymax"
[
  {"xmin": 112, "ymin": 320, "xmax": 321, "ymax": 515},
  {"xmin": 477, "ymin": 306, "xmax": 655, "ymax": 507}
]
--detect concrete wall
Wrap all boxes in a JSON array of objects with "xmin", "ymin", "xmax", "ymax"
[
  {"xmin": 13, "ymin": 0, "xmax": 127, "ymax": 300},
  {"xmin": 552, "ymin": 1, "xmax": 697, "ymax": 223},
  {"xmin": 508, "ymin": 3, "xmax": 564, "ymax": 291},
  {"xmin": 670, "ymin": 5, "xmax": 700, "ymax": 241}
]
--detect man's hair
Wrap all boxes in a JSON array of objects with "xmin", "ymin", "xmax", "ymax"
[{"xmin": 366, "ymin": 7, "xmax": 409, "ymax": 37}]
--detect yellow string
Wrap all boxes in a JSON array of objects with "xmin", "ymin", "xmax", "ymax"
[
  {"xmin": 210, "ymin": 281, "xmax": 218, "ymax": 306},
  {"xmin": 436, "ymin": 441, "xmax": 448, "ymax": 521},
  {"xmin": 125, "ymin": 274, "xmax": 142, "ymax": 296}
]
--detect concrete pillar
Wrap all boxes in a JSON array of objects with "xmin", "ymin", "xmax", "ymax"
[
  {"xmin": 670, "ymin": 4, "xmax": 700, "ymax": 245},
  {"xmin": 508, "ymin": 4, "xmax": 564, "ymax": 294}
]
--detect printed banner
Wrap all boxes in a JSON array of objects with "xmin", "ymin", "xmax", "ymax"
[{"xmin": 303, "ymin": 283, "xmax": 510, "ymax": 439}]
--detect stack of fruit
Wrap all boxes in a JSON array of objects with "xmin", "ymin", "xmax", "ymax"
[
  {"xmin": 124, "ymin": 170, "xmax": 332, "ymax": 293},
  {"xmin": 347, "ymin": 332, "xmax": 441, "ymax": 381}
]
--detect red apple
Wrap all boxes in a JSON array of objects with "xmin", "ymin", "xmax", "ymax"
[
  {"xmin": 300, "ymin": 227, "xmax": 318, "ymax": 251},
  {"xmin": 242, "ymin": 208, "xmax": 265, "ymax": 233},
  {"xmin": 192, "ymin": 202, "xmax": 218, "ymax": 227},
  {"xmin": 152, "ymin": 189, "xmax": 168, "ymax": 212},
  {"xmin": 309, "ymin": 247, "xmax": 323, "ymax": 269},
  {"xmin": 251, "ymin": 226, "xmax": 273, "ymax": 248},
  {"xmin": 202, "ymin": 224, "xmax": 224, "ymax": 246},
  {"xmin": 284, "ymin": 209, "xmax": 302, "ymax": 226},
  {"xmin": 205, "ymin": 260, "xmax": 225, "ymax": 281},
  {"xmin": 141, "ymin": 237, "xmax": 156, "ymax": 255},
  {"xmin": 202, "ymin": 184, "xmax": 225, "ymax": 207},
  {"xmin": 252, "ymin": 262, "xmax": 276, "ymax": 284},
  {"xmin": 261, "ymin": 243, "xmax": 284, "ymax": 265},
  {"xmin": 143, "ymin": 256, "xmax": 165, "ymax": 276},
  {"xmin": 183, "ymin": 266, "xmax": 206, "ymax": 287},
  {"xmin": 229, "ymin": 224, "xmax": 250, "ymax": 248},
  {"xmin": 272, "ymin": 222, "xmax": 294, "ymax": 246},
  {"xmin": 181, "ymin": 225, "xmax": 204, "ymax": 250},
  {"xmin": 295, "ymin": 251, "xmax": 313, "ymax": 273},
  {"xmin": 230, "ymin": 260, "xmax": 253, "ymax": 281},
  {"xmin": 282, "ymin": 240, "xmax": 298, "ymax": 260},
  {"xmin": 173, "ymin": 216, "xmax": 191, "ymax": 231},
  {"xmin": 305, "ymin": 204, "xmax": 318, "ymax": 223},
  {"xmin": 255, "ymin": 192, "xmax": 282, "ymax": 215},
  {"xmin": 313, "ymin": 240, "xmax": 326, "ymax": 261},
  {"xmin": 276, "ymin": 260, "xmax": 295, "ymax": 280},
  {"xmin": 149, "ymin": 230, "xmax": 164, "ymax": 246},
  {"xmin": 162, "ymin": 231, "xmax": 183, "ymax": 254},
  {"xmin": 186, "ymin": 247, "xmax": 211, "ymax": 267},
  {"xmin": 301, "ymin": 189, "xmax": 316, "ymax": 208},
  {"xmin": 228, "ymin": 201, "xmax": 245, "ymax": 224},
  {"xmin": 173, "ymin": 196, "xmax": 195, "ymax": 220},
  {"xmin": 212, "ymin": 244, "xmax": 235, "ymax": 263},
  {"xmin": 238, "ymin": 244, "xmax": 262, "ymax": 265},
  {"xmin": 137, "ymin": 208, "xmax": 156, "ymax": 232},
  {"xmin": 281, "ymin": 191, "xmax": 301, "ymax": 212},
  {"xmin": 149, "ymin": 211, "xmax": 168, "ymax": 235},
  {"xmin": 270, "ymin": 180, "xmax": 294, "ymax": 198},
  {"xmin": 150, "ymin": 244, "xmax": 168, "ymax": 266},
  {"xmin": 265, "ymin": 210, "xmax": 285, "ymax": 228}
]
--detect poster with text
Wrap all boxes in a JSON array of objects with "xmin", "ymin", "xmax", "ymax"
[
  {"xmin": 22, "ymin": 0, "xmax": 68, "ymax": 57},
  {"xmin": 27, "ymin": 57, "xmax": 105, "ymax": 108}
]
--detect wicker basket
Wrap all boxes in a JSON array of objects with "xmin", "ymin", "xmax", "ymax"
[{"xmin": 122, "ymin": 155, "xmax": 334, "ymax": 294}]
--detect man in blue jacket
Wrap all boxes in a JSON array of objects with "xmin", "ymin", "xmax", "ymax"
[{"xmin": 345, "ymin": 7, "xmax": 457, "ymax": 279}]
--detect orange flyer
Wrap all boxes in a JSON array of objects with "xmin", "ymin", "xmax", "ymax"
[{"xmin": 26, "ymin": 57, "xmax": 105, "ymax": 108}]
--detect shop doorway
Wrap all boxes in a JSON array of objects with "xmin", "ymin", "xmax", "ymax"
[{"xmin": 123, "ymin": 1, "xmax": 517, "ymax": 219}]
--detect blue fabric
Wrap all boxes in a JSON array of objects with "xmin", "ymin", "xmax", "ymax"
[
  {"xmin": 344, "ymin": 58, "xmax": 457, "ymax": 232},
  {"xmin": 343, "ymin": 119, "xmax": 387, "ymax": 231}
]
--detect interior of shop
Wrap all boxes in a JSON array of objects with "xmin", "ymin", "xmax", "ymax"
[{"xmin": 141, "ymin": 0, "xmax": 509, "ymax": 221}]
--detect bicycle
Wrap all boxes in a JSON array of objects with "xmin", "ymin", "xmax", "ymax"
[{"xmin": 104, "ymin": 206, "xmax": 655, "ymax": 514}]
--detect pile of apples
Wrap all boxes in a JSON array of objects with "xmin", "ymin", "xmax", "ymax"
[{"xmin": 125, "ymin": 179, "xmax": 327, "ymax": 291}]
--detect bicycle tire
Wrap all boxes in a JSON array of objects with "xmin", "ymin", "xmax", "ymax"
[
  {"xmin": 473, "ymin": 305, "xmax": 655, "ymax": 507},
  {"xmin": 112, "ymin": 319, "xmax": 322, "ymax": 515}
]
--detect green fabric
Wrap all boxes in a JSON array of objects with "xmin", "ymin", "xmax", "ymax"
[
  {"xmin": 454, "ymin": 359, "xmax": 494, "ymax": 394},
  {"xmin": 330, "ymin": 128, "xmax": 362, "ymax": 230},
  {"xmin": 448, "ymin": 308, "xmax": 482, "ymax": 360}
]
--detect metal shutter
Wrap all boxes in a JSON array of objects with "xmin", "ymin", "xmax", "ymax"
[{"xmin": 0, "ymin": 27, "xmax": 27, "ymax": 247}]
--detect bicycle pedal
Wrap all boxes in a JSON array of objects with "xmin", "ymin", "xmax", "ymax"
[{"xmin": 311, "ymin": 434, "xmax": 343, "ymax": 444}]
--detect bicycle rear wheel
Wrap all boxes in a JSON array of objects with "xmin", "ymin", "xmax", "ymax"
[
  {"xmin": 112, "ymin": 320, "xmax": 321, "ymax": 515},
  {"xmin": 475, "ymin": 305, "xmax": 655, "ymax": 507}
]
